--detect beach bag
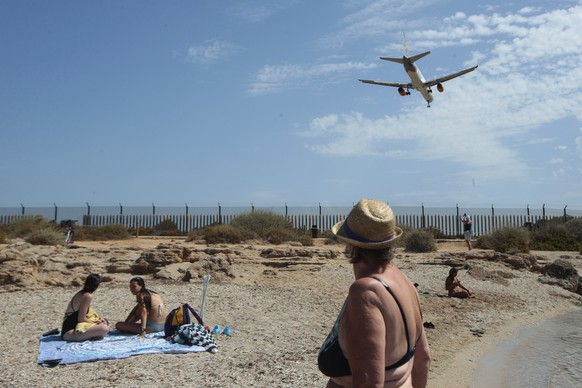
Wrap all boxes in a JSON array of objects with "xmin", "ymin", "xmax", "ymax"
[
  {"xmin": 172, "ymin": 323, "xmax": 218, "ymax": 353},
  {"xmin": 164, "ymin": 303, "xmax": 203, "ymax": 337}
]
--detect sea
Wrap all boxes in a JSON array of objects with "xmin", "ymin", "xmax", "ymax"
[{"xmin": 471, "ymin": 308, "xmax": 582, "ymax": 387}]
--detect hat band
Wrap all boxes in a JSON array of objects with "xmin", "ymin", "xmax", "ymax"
[{"xmin": 342, "ymin": 222, "xmax": 391, "ymax": 244}]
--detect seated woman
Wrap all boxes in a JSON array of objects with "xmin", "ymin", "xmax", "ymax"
[
  {"xmin": 61, "ymin": 273, "xmax": 110, "ymax": 341},
  {"xmin": 116, "ymin": 277, "xmax": 166, "ymax": 337},
  {"xmin": 445, "ymin": 267, "xmax": 473, "ymax": 298}
]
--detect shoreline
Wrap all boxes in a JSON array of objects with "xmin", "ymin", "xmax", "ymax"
[
  {"xmin": 432, "ymin": 304, "xmax": 579, "ymax": 387},
  {"xmin": 0, "ymin": 238, "xmax": 581, "ymax": 387}
]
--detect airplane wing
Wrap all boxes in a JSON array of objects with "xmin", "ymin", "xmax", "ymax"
[
  {"xmin": 358, "ymin": 79, "xmax": 412, "ymax": 88},
  {"xmin": 423, "ymin": 65, "xmax": 478, "ymax": 87}
]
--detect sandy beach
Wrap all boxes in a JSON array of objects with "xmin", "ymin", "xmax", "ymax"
[{"xmin": 1, "ymin": 237, "xmax": 581, "ymax": 387}]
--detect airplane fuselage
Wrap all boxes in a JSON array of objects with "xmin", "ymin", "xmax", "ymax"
[{"xmin": 403, "ymin": 57, "xmax": 433, "ymax": 105}]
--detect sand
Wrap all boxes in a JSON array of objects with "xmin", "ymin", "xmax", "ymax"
[{"xmin": 1, "ymin": 237, "xmax": 581, "ymax": 387}]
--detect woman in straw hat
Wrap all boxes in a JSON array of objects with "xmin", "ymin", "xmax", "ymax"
[{"xmin": 318, "ymin": 199, "xmax": 430, "ymax": 387}]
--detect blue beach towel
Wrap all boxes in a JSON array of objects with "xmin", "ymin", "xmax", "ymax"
[{"xmin": 38, "ymin": 330, "xmax": 209, "ymax": 366}]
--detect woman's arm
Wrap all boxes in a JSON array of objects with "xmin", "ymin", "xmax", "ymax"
[
  {"xmin": 411, "ymin": 328, "xmax": 430, "ymax": 388},
  {"xmin": 445, "ymin": 277, "xmax": 458, "ymax": 292},
  {"xmin": 138, "ymin": 304, "xmax": 148, "ymax": 337}
]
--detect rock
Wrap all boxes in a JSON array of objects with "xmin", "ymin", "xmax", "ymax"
[{"xmin": 539, "ymin": 259, "xmax": 582, "ymax": 294}]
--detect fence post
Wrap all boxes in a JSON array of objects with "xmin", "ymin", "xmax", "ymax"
[
  {"xmin": 421, "ymin": 203, "xmax": 425, "ymax": 228},
  {"xmin": 152, "ymin": 203, "xmax": 156, "ymax": 234},
  {"xmin": 185, "ymin": 203, "xmax": 189, "ymax": 232},
  {"xmin": 53, "ymin": 203, "xmax": 58, "ymax": 223},
  {"xmin": 285, "ymin": 203, "xmax": 288, "ymax": 218},
  {"xmin": 456, "ymin": 204, "xmax": 459, "ymax": 237},
  {"xmin": 119, "ymin": 203, "xmax": 123, "ymax": 215},
  {"xmin": 20, "ymin": 203, "xmax": 24, "ymax": 215},
  {"xmin": 543, "ymin": 203, "xmax": 546, "ymax": 219},
  {"xmin": 318, "ymin": 202, "xmax": 322, "ymax": 232},
  {"xmin": 491, "ymin": 204, "xmax": 495, "ymax": 231},
  {"xmin": 218, "ymin": 202, "xmax": 222, "ymax": 224},
  {"xmin": 251, "ymin": 203, "xmax": 254, "ymax": 213}
]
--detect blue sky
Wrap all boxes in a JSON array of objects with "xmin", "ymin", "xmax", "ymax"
[{"xmin": 1, "ymin": 0, "xmax": 582, "ymax": 210}]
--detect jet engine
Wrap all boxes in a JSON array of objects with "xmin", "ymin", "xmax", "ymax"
[
  {"xmin": 398, "ymin": 86, "xmax": 406, "ymax": 96},
  {"xmin": 437, "ymin": 83, "xmax": 444, "ymax": 92}
]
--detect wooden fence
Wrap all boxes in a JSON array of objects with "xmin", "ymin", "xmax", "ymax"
[{"xmin": 2, "ymin": 212, "xmax": 573, "ymax": 238}]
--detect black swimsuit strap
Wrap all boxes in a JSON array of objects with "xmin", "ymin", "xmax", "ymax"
[{"xmin": 370, "ymin": 276, "xmax": 414, "ymax": 368}]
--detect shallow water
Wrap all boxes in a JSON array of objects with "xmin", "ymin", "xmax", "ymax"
[{"xmin": 471, "ymin": 308, "xmax": 582, "ymax": 388}]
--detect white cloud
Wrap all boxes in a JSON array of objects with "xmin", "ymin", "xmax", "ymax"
[
  {"xmin": 186, "ymin": 40, "xmax": 240, "ymax": 64},
  {"xmin": 248, "ymin": 61, "xmax": 377, "ymax": 95},
  {"xmin": 549, "ymin": 158, "xmax": 564, "ymax": 164}
]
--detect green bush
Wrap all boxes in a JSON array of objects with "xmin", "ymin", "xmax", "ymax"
[
  {"xmin": 25, "ymin": 228, "xmax": 63, "ymax": 245},
  {"xmin": 484, "ymin": 227, "xmax": 530, "ymax": 253},
  {"xmin": 186, "ymin": 228, "xmax": 204, "ymax": 242},
  {"xmin": 1, "ymin": 216, "xmax": 55, "ymax": 238},
  {"xmin": 155, "ymin": 219, "xmax": 183, "ymax": 236},
  {"xmin": 530, "ymin": 225, "xmax": 580, "ymax": 251},
  {"xmin": 0, "ymin": 231, "xmax": 8, "ymax": 244},
  {"xmin": 404, "ymin": 230, "xmax": 437, "ymax": 253},
  {"xmin": 475, "ymin": 234, "xmax": 495, "ymax": 249},
  {"xmin": 563, "ymin": 218, "xmax": 582, "ymax": 242},
  {"xmin": 230, "ymin": 211, "xmax": 294, "ymax": 240},
  {"xmin": 203, "ymin": 224, "xmax": 244, "ymax": 244}
]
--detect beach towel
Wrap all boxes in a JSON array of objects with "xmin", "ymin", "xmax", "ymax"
[
  {"xmin": 74, "ymin": 307, "xmax": 102, "ymax": 333},
  {"xmin": 38, "ymin": 330, "xmax": 211, "ymax": 366}
]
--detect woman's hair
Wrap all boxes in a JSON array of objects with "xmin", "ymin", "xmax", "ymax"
[
  {"xmin": 347, "ymin": 245, "xmax": 394, "ymax": 265},
  {"xmin": 131, "ymin": 277, "xmax": 155, "ymax": 310},
  {"xmin": 449, "ymin": 267, "xmax": 459, "ymax": 276},
  {"xmin": 81, "ymin": 273, "xmax": 102, "ymax": 293},
  {"xmin": 130, "ymin": 277, "xmax": 145, "ymax": 288}
]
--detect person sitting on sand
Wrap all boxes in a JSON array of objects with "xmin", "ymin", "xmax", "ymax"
[
  {"xmin": 116, "ymin": 277, "xmax": 166, "ymax": 337},
  {"xmin": 445, "ymin": 268, "xmax": 473, "ymax": 298},
  {"xmin": 61, "ymin": 273, "xmax": 110, "ymax": 341}
]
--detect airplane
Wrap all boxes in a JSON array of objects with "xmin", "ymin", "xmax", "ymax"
[{"xmin": 358, "ymin": 51, "xmax": 478, "ymax": 107}]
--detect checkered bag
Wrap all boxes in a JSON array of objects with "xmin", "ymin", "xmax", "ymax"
[{"xmin": 172, "ymin": 323, "xmax": 218, "ymax": 353}]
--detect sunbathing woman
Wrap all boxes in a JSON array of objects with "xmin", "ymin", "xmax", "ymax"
[
  {"xmin": 61, "ymin": 273, "xmax": 110, "ymax": 341},
  {"xmin": 445, "ymin": 267, "xmax": 473, "ymax": 298},
  {"xmin": 116, "ymin": 277, "xmax": 166, "ymax": 337}
]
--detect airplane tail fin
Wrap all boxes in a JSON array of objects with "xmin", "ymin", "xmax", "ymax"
[
  {"xmin": 380, "ymin": 50, "xmax": 430, "ymax": 64},
  {"xmin": 408, "ymin": 51, "xmax": 430, "ymax": 63},
  {"xmin": 379, "ymin": 56, "xmax": 404, "ymax": 64}
]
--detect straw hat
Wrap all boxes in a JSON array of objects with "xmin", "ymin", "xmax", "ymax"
[{"xmin": 332, "ymin": 199, "xmax": 402, "ymax": 249}]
